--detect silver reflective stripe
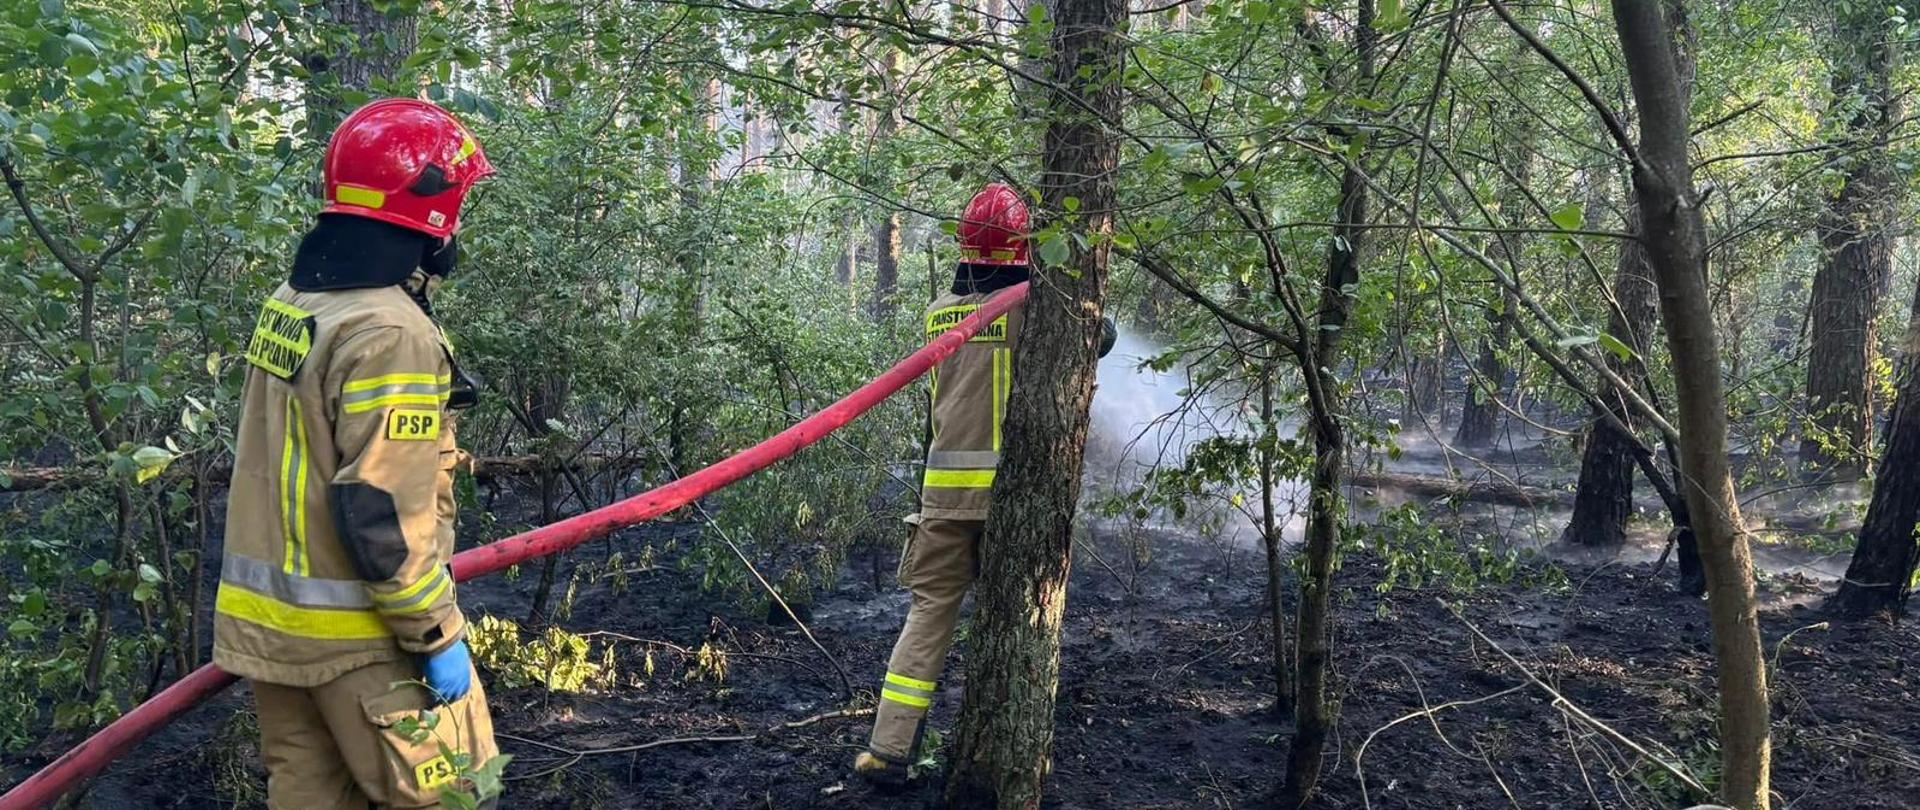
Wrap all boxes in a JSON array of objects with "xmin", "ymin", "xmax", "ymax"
[
  {"xmin": 883, "ymin": 681, "xmax": 935, "ymax": 700},
  {"xmin": 339, "ymin": 382, "xmax": 447, "ymax": 408},
  {"xmin": 926, "ymin": 450, "xmax": 1000, "ymax": 469},
  {"xmin": 221, "ymin": 552, "xmax": 372, "ymax": 608}
]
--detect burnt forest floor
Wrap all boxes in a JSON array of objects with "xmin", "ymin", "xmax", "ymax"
[{"xmin": 29, "ymin": 505, "xmax": 1920, "ymax": 810}]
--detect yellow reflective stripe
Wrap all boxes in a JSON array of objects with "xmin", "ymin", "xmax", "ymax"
[
  {"xmin": 280, "ymin": 398, "xmax": 311, "ymax": 576},
  {"xmin": 290, "ymin": 400, "xmax": 310, "ymax": 576},
  {"xmin": 343, "ymin": 373, "xmax": 452, "ymax": 393},
  {"xmin": 334, "ymin": 186, "xmax": 386, "ymax": 210},
  {"xmin": 880, "ymin": 687, "xmax": 932, "ymax": 709},
  {"xmin": 886, "ymin": 672, "xmax": 936, "ymax": 691},
  {"xmin": 924, "ymin": 469, "xmax": 995, "ymax": 488},
  {"xmin": 373, "ymin": 567, "xmax": 450, "ymax": 612},
  {"xmin": 453, "ymin": 136, "xmax": 477, "ymax": 165},
  {"xmin": 377, "ymin": 572, "xmax": 452, "ymax": 615},
  {"xmin": 992, "ymin": 348, "xmax": 1009, "ymax": 451},
  {"xmin": 215, "ymin": 584, "xmax": 391, "ymax": 640},
  {"xmin": 342, "ymin": 392, "xmax": 448, "ymax": 414}
]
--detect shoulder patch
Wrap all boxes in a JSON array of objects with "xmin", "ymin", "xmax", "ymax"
[
  {"xmin": 245, "ymin": 298, "xmax": 316, "ymax": 380},
  {"xmin": 385, "ymin": 408, "xmax": 442, "ymax": 441}
]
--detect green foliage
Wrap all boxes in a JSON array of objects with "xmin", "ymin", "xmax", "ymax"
[
  {"xmin": 466, "ymin": 615, "xmax": 611, "ymax": 693},
  {"xmin": 1349, "ymin": 505, "xmax": 1568, "ymax": 598}
]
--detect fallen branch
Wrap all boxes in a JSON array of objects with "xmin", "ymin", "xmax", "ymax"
[
  {"xmin": 498, "ymin": 707, "xmax": 873, "ymax": 781},
  {"xmin": 1347, "ymin": 470, "xmax": 1570, "ymax": 508},
  {"xmin": 1441, "ymin": 599, "xmax": 1714, "ymax": 802}
]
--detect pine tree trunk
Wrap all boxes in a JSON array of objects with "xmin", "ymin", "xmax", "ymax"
[
  {"xmin": 1613, "ymin": 2, "xmax": 1770, "ymax": 807},
  {"xmin": 1799, "ymin": 2, "xmax": 1902, "ymax": 482},
  {"xmin": 1565, "ymin": 226, "xmax": 1659, "ymax": 547},
  {"xmin": 303, "ymin": 0, "xmax": 418, "ymax": 140},
  {"xmin": 943, "ymin": 0, "xmax": 1122, "ymax": 802},
  {"xmin": 1830, "ymin": 276, "xmax": 1920, "ymax": 618}
]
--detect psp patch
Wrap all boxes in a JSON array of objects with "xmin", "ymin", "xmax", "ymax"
[
  {"xmin": 414, "ymin": 751, "xmax": 460, "ymax": 791},
  {"xmin": 386, "ymin": 408, "xmax": 442, "ymax": 441},
  {"xmin": 244, "ymin": 298, "xmax": 315, "ymax": 381}
]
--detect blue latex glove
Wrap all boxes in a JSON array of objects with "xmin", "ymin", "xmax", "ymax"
[{"xmin": 422, "ymin": 640, "xmax": 473, "ymax": 703}]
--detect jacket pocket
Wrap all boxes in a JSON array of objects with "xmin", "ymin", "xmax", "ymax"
[{"xmin": 361, "ymin": 681, "xmax": 488, "ymax": 805}]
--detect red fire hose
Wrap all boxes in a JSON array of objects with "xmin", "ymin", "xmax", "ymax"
[{"xmin": 0, "ymin": 283, "xmax": 1030, "ymax": 809}]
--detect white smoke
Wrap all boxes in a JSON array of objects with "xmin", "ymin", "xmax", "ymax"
[{"xmin": 1085, "ymin": 327, "xmax": 1306, "ymax": 545}]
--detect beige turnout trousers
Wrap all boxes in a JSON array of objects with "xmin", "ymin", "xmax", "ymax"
[
  {"xmin": 868, "ymin": 517, "xmax": 984, "ymax": 762},
  {"xmin": 252, "ymin": 657, "xmax": 499, "ymax": 809}
]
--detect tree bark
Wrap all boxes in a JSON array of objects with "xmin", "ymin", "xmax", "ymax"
[
  {"xmin": 1612, "ymin": 2, "xmax": 1771, "ymax": 807},
  {"xmin": 869, "ymin": 51, "xmax": 902, "ymax": 323},
  {"xmin": 1830, "ymin": 273, "xmax": 1920, "ymax": 618},
  {"xmin": 944, "ymin": 0, "xmax": 1122, "ymax": 802},
  {"xmin": 1258, "ymin": 364, "xmax": 1293, "ymax": 715},
  {"xmin": 1565, "ymin": 224, "xmax": 1659, "ymax": 547},
  {"xmin": 1454, "ymin": 126, "xmax": 1530, "ymax": 448},
  {"xmin": 1799, "ymin": 2, "xmax": 1903, "ymax": 482},
  {"xmin": 1282, "ymin": 4, "xmax": 1372, "ymax": 805},
  {"xmin": 303, "ymin": 0, "xmax": 418, "ymax": 140}
]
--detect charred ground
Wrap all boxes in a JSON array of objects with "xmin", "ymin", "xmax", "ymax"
[{"xmin": 25, "ymin": 496, "xmax": 1917, "ymax": 810}]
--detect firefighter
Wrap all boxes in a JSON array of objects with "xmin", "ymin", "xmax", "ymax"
[
  {"xmin": 212, "ymin": 99, "xmax": 500, "ymax": 809},
  {"xmin": 853, "ymin": 182, "xmax": 1115, "ymax": 784}
]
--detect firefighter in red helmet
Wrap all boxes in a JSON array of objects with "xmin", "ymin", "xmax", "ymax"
[
  {"xmin": 213, "ymin": 99, "xmax": 501, "ymax": 809},
  {"xmin": 853, "ymin": 182, "xmax": 1114, "ymax": 785}
]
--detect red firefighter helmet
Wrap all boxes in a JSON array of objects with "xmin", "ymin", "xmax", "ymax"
[
  {"xmin": 321, "ymin": 99, "xmax": 495, "ymax": 240},
  {"xmin": 957, "ymin": 182, "xmax": 1030, "ymax": 266}
]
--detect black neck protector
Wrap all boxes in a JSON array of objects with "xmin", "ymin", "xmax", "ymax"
[
  {"xmin": 291, "ymin": 214, "xmax": 437, "ymax": 293},
  {"xmin": 952, "ymin": 263, "xmax": 1029, "ymax": 296}
]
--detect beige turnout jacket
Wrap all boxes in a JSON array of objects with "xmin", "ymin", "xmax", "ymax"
[
  {"xmin": 213, "ymin": 283, "xmax": 466, "ymax": 687},
  {"xmin": 920, "ymin": 289, "xmax": 1025, "ymax": 521}
]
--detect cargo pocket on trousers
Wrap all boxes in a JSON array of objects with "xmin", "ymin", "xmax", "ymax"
[
  {"xmin": 362, "ymin": 683, "xmax": 483, "ymax": 806},
  {"xmin": 895, "ymin": 513, "xmax": 925, "ymax": 588}
]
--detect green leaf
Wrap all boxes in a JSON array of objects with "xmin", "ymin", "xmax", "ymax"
[
  {"xmin": 132, "ymin": 445, "xmax": 175, "ymax": 484},
  {"xmin": 138, "ymin": 563, "xmax": 163, "ymax": 584},
  {"xmin": 8, "ymin": 619, "xmax": 36, "ymax": 639},
  {"xmin": 1037, "ymin": 234, "xmax": 1070, "ymax": 266},
  {"xmin": 1597, "ymin": 333, "xmax": 1637, "ymax": 362},
  {"xmin": 63, "ymin": 33, "xmax": 99, "ymax": 57},
  {"xmin": 1374, "ymin": 0, "xmax": 1410, "ymax": 31},
  {"xmin": 1549, "ymin": 203, "xmax": 1584, "ymax": 231}
]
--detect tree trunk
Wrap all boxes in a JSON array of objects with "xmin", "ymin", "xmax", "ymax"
[
  {"xmin": 869, "ymin": 51, "xmax": 902, "ymax": 323},
  {"xmin": 943, "ymin": 0, "xmax": 1122, "ymax": 802},
  {"xmin": 1282, "ymin": 5, "xmax": 1372, "ymax": 805},
  {"xmin": 303, "ymin": 0, "xmax": 418, "ymax": 140},
  {"xmin": 1613, "ymin": 2, "xmax": 1770, "ymax": 807},
  {"xmin": 870, "ymin": 215, "xmax": 900, "ymax": 321},
  {"xmin": 1830, "ymin": 274, "xmax": 1920, "ymax": 618},
  {"xmin": 1799, "ymin": 2, "xmax": 1903, "ymax": 482},
  {"xmin": 1455, "ymin": 134, "xmax": 1530, "ymax": 448},
  {"xmin": 1565, "ymin": 224, "xmax": 1659, "ymax": 547},
  {"xmin": 1258, "ymin": 363, "xmax": 1293, "ymax": 715},
  {"xmin": 1453, "ymin": 291, "xmax": 1511, "ymax": 447}
]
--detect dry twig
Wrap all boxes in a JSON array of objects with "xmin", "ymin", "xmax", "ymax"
[{"xmin": 1441, "ymin": 599, "xmax": 1713, "ymax": 802}]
